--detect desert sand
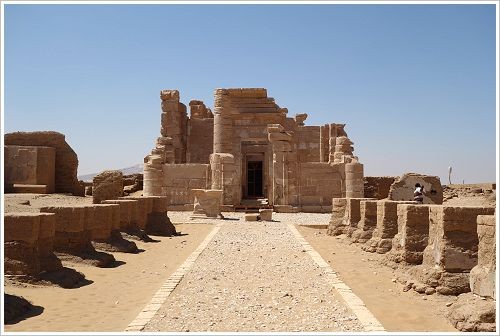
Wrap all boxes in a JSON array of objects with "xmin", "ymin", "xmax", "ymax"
[{"xmin": 4, "ymin": 223, "xmax": 214, "ymax": 332}]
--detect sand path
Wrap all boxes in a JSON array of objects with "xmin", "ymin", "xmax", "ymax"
[
  {"xmin": 4, "ymin": 224, "xmax": 214, "ymax": 332},
  {"xmin": 142, "ymin": 221, "xmax": 367, "ymax": 332}
]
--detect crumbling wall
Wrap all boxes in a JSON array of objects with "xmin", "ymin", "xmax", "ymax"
[
  {"xmin": 364, "ymin": 176, "xmax": 396, "ymax": 199},
  {"xmin": 187, "ymin": 118, "xmax": 214, "ymax": 164},
  {"xmin": 388, "ymin": 173, "xmax": 443, "ymax": 204},
  {"xmin": 469, "ymin": 214, "xmax": 496, "ymax": 298},
  {"xmin": 295, "ymin": 126, "xmax": 321, "ymax": 162},
  {"xmin": 92, "ymin": 170, "xmax": 123, "ymax": 204},
  {"xmin": 4, "ymin": 145, "xmax": 56, "ymax": 193},
  {"xmin": 4, "ymin": 131, "xmax": 79, "ymax": 194}
]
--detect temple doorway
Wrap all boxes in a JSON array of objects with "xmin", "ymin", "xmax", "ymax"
[{"xmin": 246, "ymin": 160, "xmax": 263, "ymax": 198}]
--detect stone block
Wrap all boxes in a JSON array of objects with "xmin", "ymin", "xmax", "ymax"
[
  {"xmin": 259, "ymin": 209, "xmax": 273, "ymax": 221},
  {"xmin": 388, "ymin": 172, "xmax": 443, "ymax": 204},
  {"xmin": 423, "ymin": 206, "xmax": 495, "ymax": 272},
  {"xmin": 4, "ymin": 213, "xmax": 41, "ymax": 245},
  {"xmin": 92, "ymin": 170, "xmax": 123, "ymax": 204},
  {"xmin": 327, "ymin": 198, "xmax": 347, "ymax": 236},
  {"xmin": 245, "ymin": 213, "xmax": 259, "ymax": 221},
  {"xmin": 351, "ymin": 200, "xmax": 378, "ymax": 243},
  {"xmin": 469, "ymin": 215, "xmax": 496, "ymax": 298},
  {"xmin": 388, "ymin": 204, "xmax": 430, "ymax": 264},
  {"xmin": 40, "ymin": 206, "xmax": 86, "ymax": 233},
  {"xmin": 191, "ymin": 189, "xmax": 222, "ymax": 218}
]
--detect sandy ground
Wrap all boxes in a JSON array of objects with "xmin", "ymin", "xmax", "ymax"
[
  {"xmin": 297, "ymin": 227, "xmax": 458, "ymax": 332},
  {"xmin": 4, "ymin": 223, "xmax": 214, "ymax": 332}
]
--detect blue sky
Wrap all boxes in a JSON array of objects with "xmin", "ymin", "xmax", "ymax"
[{"xmin": 3, "ymin": 3, "xmax": 497, "ymax": 183}]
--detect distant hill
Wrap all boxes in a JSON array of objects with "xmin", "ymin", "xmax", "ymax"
[{"xmin": 78, "ymin": 163, "xmax": 143, "ymax": 182}]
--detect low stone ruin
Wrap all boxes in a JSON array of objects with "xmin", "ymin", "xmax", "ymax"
[
  {"xmin": 446, "ymin": 214, "xmax": 496, "ymax": 332},
  {"xmin": 4, "ymin": 131, "xmax": 82, "ymax": 195},
  {"xmin": 386, "ymin": 204, "xmax": 431, "ymax": 265},
  {"xmin": 363, "ymin": 176, "xmax": 396, "ymax": 199},
  {"xmin": 388, "ymin": 172, "xmax": 443, "ymax": 204},
  {"xmin": 327, "ymin": 198, "xmax": 374, "ymax": 236},
  {"xmin": 190, "ymin": 189, "xmax": 223, "ymax": 219},
  {"xmin": 39, "ymin": 206, "xmax": 116, "ymax": 267},
  {"xmin": 350, "ymin": 200, "xmax": 378, "ymax": 243},
  {"xmin": 362, "ymin": 200, "xmax": 415, "ymax": 253},
  {"xmin": 93, "ymin": 170, "xmax": 124, "ymax": 204},
  {"xmin": 4, "ymin": 212, "xmax": 86, "ymax": 288}
]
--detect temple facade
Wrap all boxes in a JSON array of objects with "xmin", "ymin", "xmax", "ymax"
[{"xmin": 144, "ymin": 88, "xmax": 364, "ymax": 212}]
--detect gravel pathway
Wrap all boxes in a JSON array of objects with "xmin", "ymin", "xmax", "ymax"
[
  {"xmin": 168, "ymin": 211, "xmax": 331, "ymax": 226},
  {"xmin": 143, "ymin": 221, "xmax": 363, "ymax": 332}
]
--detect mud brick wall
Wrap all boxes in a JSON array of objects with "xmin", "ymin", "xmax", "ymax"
[
  {"xmin": 364, "ymin": 176, "xmax": 396, "ymax": 199},
  {"xmin": 5, "ymin": 131, "xmax": 79, "ymax": 194},
  {"xmin": 4, "ymin": 145, "xmax": 56, "ymax": 193},
  {"xmin": 298, "ymin": 163, "xmax": 342, "ymax": 206},
  {"xmin": 4, "ymin": 212, "xmax": 57, "ymax": 275},
  {"xmin": 187, "ymin": 118, "xmax": 214, "ymax": 164},
  {"xmin": 390, "ymin": 204, "xmax": 430, "ymax": 264},
  {"xmin": 470, "ymin": 215, "xmax": 496, "ymax": 298},
  {"xmin": 163, "ymin": 164, "xmax": 210, "ymax": 206},
  {"xmin": 423, "ymin": 206, "xmax": 495, "ymax": 272},
  {"xmin": 295, "ymin": 126, "xmax": 321, "ymax": 162}
]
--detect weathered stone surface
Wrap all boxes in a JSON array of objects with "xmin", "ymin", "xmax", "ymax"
[
  {"xmin": 387, "ymin": 204, "xmax": 430, "ymax": 265},
  {"xmin": 144, "ymin": 87, "xmax": 364, "ymax": 211},
  {"xmin": 191, "ymin": 189, "xmax": 223, "ymax": 218},
  {"xmin": 244, "ymin": 213, "xmax": 259, "ymax": 221},
  {"xmin": 4, "ymin": 145, "xmax": 56, "ymax": 194},
  {"xmin": 470, "ymin": 215, "xmax": 496, "ymax": 298},
  {"xmin": 327, "ymin": 198, "xmax": 347, "ymax": 236},
  {"xmin": 423, "ymin": 206, "xmax": 495, "ymax": 272},
  {"xmin": 351, "ymin": 200, "xmax": 378, "ymax": 243},
  {"xmin": 388, "ymin": 173, "xmax": 443, "ymax": 204},
  {"xmin": 446, "ymin": 292, "xmax": 496, "ymax": 332},
  {"xmin": 92, "ymin": 170, "xmax": 123, "ymax": 204},
  {"xmin": 364, "ymin": 176, "xmax": 396, "ymax": 199},
  {"xmin": 259, "ymin": 209, "xmax": 273, "ymax": 221},
  {"xmin": 5, "ymin": 131, "xmax": 79, "ymax": 194},
  {"xmin": 362, "ymin": 200, "xmax": 415, "ymax": 253}
]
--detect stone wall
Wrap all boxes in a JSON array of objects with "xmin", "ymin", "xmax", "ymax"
[
  {"xmin": 5, "ymin": 131, "xmax": 79, "ymax": 194},
  {"xmin": 163, "ymin": 164, "xmax": 210, "ymax": 207},
  {"xmin": 295, "ymin": 126, "xmax": 321, "ymax": 163},
  {"xmin": 4, "ymin": 145, "xmax": 56, "ymax": 193},
  {"xmin": 388, "ymin": 173, "xmax": 443, "ymax": 204},
  {"xmin": 364, "ymin": 176, "xmax": 396, "ymax": 199},
  {"xmin": 92, "ymin": 170, "xmax": 123, "ymax": 204},
  {"xmin": 388, "ymin": 204, "xmax": 430, "ymax": 265},
  {"xmin": 187, "ymin": 118, "xmax": 213, "ymax": 164},
  {"xmin": 298, "ymin": 162, "xmax": 342, "ymax": 210},
  {"xmin": 469, "ymin": 214, "xmax": 496, "ymax": 298}
]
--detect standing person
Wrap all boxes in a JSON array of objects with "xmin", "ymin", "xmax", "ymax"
[{"xmin": 414, "ymin": 183, "xmax": 424, "ymax": 204}]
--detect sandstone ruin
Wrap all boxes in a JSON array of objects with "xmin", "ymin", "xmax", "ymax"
[
  {"xmin": 144, "ymin": 88, "xmax": 364, "ymax": 212},
  {"xmin": 4, "ymin": 131, "xmax": 82, "ymax": 195}
]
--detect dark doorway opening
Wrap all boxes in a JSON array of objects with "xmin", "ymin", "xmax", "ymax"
[{"xmin": 247, "ymin": 161, "xmax": 263, "ymax": 198}]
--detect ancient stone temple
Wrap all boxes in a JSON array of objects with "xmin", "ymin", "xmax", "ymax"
[{"xmin": 144, "ymin": 88, "xmax": 364, "ymax": 212}]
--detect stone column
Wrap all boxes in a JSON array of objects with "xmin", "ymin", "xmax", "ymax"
[
  {"xmin": 268, "ymin": 124, "xmax": 292, "ymax": 206},
  {"xmin": 345, "ymin": 162, "xmax": 364, "ymax": 198},
  {"xmin": 213, "ymin": 89, "xmax": 233, "ymax": 154}
]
